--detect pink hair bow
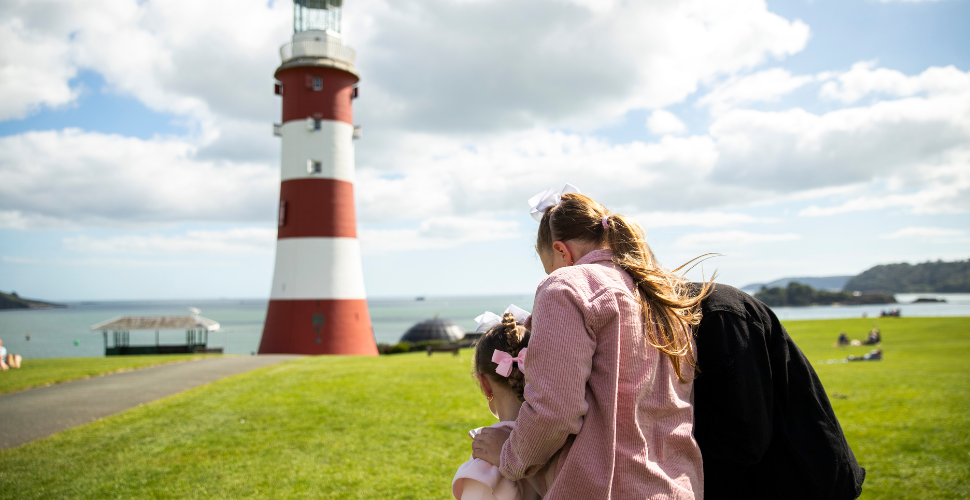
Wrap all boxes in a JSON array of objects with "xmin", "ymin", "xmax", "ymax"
[{"xmin": 492, "ymin": 348, "xmax": 528, "ymax": 377}]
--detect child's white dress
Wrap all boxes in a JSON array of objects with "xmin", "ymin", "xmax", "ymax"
[{"xmin": 452, "ymin": 422, "xmax": 540, "ymax": 500}]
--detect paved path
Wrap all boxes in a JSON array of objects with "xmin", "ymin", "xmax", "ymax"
[{"xmin": 0, "ymin": 355, "xmax": 302, "ymax": 449}]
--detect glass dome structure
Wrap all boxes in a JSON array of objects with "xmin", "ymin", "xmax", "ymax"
[
  {"xmin": 400, "ymin": 317, "xmax": 467, "ymax": 343},
  {"xmin": 294, "ymin": 0, "xmax": 343, "ymax": 34}
]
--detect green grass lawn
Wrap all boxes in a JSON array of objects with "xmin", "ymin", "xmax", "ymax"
[
  {"xmin": 784, "ymin": 317, "xmax": 970, "ymax": 500},
  {"xmin": 0, "ymin": 317, "xmax": 967, "ymax": 499},
  {"xmin": 0, "ymin": 355, "xmax": 222, "ymax": 395}
]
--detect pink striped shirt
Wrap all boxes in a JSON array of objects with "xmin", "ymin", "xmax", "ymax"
[{"xmin": 500, "ymin": 249, "xmax": 703, "ymax": 499}]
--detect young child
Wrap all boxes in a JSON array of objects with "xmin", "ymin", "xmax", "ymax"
[
  {"xmin": 452, "ymin": 309, "xmax": 554, "ymax": 500},
  {"xmin": 472, "ymin": 186, "xmax": 713, "ymax": 499}
]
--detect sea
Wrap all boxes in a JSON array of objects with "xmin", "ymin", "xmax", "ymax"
[{"xmin": 1, "ymin": 293, "xmax": 968, "ymax": 360}]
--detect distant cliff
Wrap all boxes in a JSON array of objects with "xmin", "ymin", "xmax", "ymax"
[
  {"xmin": 844, "ymin": 259, "xmax": 970, "ymax": 293},
  {"xmin": 0, "ymin": 291, "xmax": 66, "ymax": 310},
  {"xmin": 741, "ymin": 275, "xmax": 853, "ymax": 294},
  {"xmin": 754, "ymin": 282, "xmax": 896, "ymax": 307}
]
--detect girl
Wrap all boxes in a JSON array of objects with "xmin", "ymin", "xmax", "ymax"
[
  {"xmin": 473, "ymin": 187, "xmax": 712, "ymax": 499},
  {"xmin": 452, "ymin": 310, "xmax": 555, "ymax": 500}
]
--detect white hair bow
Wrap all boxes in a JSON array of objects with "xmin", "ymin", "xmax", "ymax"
[
  {"xmin": 528, "ymin": 184, "xmax": 582, "ymax": 221},
  {"xmin": 474, "ymin": 304, "xmax": 532, "ymax": 333}
]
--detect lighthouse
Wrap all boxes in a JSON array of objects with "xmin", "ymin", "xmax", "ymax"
[{"xmin": 259, "ymin": 0, "xmax": 377, "ymax": 355}]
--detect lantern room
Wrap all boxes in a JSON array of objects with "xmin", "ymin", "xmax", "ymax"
[{"xmin": 294, "ymin": 0, "xmax": 343, "ymax": 34}]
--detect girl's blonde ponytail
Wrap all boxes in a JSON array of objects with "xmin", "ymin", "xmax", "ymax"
[{"xmin": 537, "ymin": 194, "xmax": 714, "ymax": 381}]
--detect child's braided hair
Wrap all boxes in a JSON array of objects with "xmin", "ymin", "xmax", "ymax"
[{"xmin": 472, "ymin": 313, "xmax": 530, "ymax": 402}]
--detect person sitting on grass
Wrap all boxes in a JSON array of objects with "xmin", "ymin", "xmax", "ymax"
[
  {"xmin": 452, "ymin": 311, "xmax": 553, "ymax": 500},
  {"xmin": 838, "ymin": 331, "xmax": 850, "ymax": 346},
  {"xmin": 863, "ymin": 329, "xmax": 881, "ymax": 345},
  {"xmin": 0, "ymin": 338, "xmax": 22, "ymax": 370}
]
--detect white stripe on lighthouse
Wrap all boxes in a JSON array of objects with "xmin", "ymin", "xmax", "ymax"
[
  {"xmin": 280, "ymin": 119, "xmax": 355, "ymax": 182},
  {"xmin": 269, "ymin": 237, "xmax": 367, "ymax": 300}
]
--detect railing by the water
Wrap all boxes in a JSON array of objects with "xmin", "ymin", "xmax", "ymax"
[{"xmin": 280, "ymin": 39, "xmax": 356, "ymax": 65}]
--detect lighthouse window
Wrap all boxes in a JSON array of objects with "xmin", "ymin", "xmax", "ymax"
[
  {"xmin": 312, "ymin": 314, "xmax": 325, "ymax": 327},
  {"xmin": 305, "ymin": 117, "xmax": 322, "ymax": 131},
  {"xmin": 312, "ymin": 77, "xmax": 323, "ymax": 91},
  {"xmin": 307, "ymin": 159, "xmax": 323, "ymax": 174}
]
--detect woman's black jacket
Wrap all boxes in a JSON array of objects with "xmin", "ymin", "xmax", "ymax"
[{"xmin": 692, "ymin": 283, "xmax": 866, "ymax": 499}]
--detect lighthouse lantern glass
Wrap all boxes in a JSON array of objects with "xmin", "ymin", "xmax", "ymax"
[{"xmin": 294, "ymin": 0, "xmax": 342, "ymax": 34}]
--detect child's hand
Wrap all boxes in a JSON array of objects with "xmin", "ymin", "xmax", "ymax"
[{"xmin": 472, "ymin": 426, "xmax": 513, "ymax": 466}]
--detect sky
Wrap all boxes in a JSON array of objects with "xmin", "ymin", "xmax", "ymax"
[{"xmin": 0, "ymin": 0, "xmax": 968, "ymax": 301}]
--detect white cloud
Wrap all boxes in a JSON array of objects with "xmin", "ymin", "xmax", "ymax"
[
  {"xmin": 819, "ymin": 61, "xmax": 970, "ymax": 104},
  {"xmin": 631, "ymin": 211, "xmax": 780, "ymax": 229},
  {"xmin": 0, "ymin": 0, "xmax": 291, "ymax": 160},
  {"xmin": 63, "ymin": 228, "xmax": 276, "ymax": 255},
  {"xmin": 696, "ymin": 63, "xmax": 970, "ymax": 212},
  {"xmin": 2, "ymin": 256, "xmax": 42, "ymax": 264},
  {"xmin": 0, "ymin": 210, "xmax": 78, "ymax": 230},
  {"xmin": 356, "ymin": 62, "xmax": 970, "ymax": 226},
  {"xmin": 879, "ymin": 227, "xmax": 966, "ymax": 242},
  {"xmin": 647, "ymin": 110, "xmax": 688, "ymax": 135},
  {"xmin": 798, "ymin": 151, "xmax": 970, "ymax": 216},
  {"xmin": 0, "ymin": 0, "xmax": 810, "ymax": 137},
  {"xmin": 0, "ymin": 0, "xmax": 814, "ymax": 230},
  {"xmin": 709, "ymin": 64, "xmax": 970, "ymax": 202},
  {"xmin": 674, "ymin": 230, "xmax": 801, "ymax": 249},
  {"xmin": 348, "ymin": 0, "xmax": 810, "ymax": 132},
  {"xmin": 0, "ymin": 18, "xmax": 78, "ymax": 121},
  {"xmin": 1, "ymin": 0, "xmax": 966, "ymax": 249},
  {"xmin": 698, "ymin": 68, "xmax": 817, "ymax": 114},
  {"xmin": 5, "ymin": 59, "xmax": 969, "ymax": 232},
  {"xmin": 2, "ymin": 256, "xmax": 239, "ymax": 268},
  {"xmin": 359, "ymin": 216, "xmax": 520, "ymax": 254},
  {"xmin": 355, "ymin": 129, "xmax": 722, "ymax": 223},
  {"xmin": 0, "ymin": 129, "xmax": 278, "ymax": 226}
]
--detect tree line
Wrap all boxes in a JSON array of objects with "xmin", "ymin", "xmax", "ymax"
[
  {"xmin": 844, "ymin": 259, "xmax": 970, "ymax": 293},
  {"xmin": 754, "ymin": 282, "xmax": 896, "ymax": 307}
]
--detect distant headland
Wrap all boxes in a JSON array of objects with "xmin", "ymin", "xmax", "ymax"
[
  {"xmin": 744, "ymin": 258, "xmax": 970, "ymax": 308},
  {"xmin": 844, "ymin": 259, "xmax": 970, "ymax": 293},
  {"xmin": 0, "ymin": 290, "xmax": 66, "ymax": 310},
  {"xmin": 743, "ymin": 258, "xmax": 970, "ymax": 295}
]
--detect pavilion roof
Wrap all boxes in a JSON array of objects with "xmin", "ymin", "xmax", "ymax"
[{"xmin": 90, "ymin": 315, "xmax": 220, "ymax": 332}]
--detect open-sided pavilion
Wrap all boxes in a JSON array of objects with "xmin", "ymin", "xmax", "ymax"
[{"xmin": 91, "ymin": 315, "xmax": 223, "ymax": 356}]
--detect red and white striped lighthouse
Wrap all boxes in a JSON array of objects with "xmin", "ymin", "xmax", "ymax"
[{"xmin": 259, "ymin": 0, "xmax": 377, "ymax": 355}]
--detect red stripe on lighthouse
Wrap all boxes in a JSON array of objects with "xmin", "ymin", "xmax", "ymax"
[
  {"xmin": 277, "ymin": 178, "xmax": 358, "ymax": 239},
  {"xmin": 276, "ymin": 66, "xmax": 358, "ymax": 125},
  {"xmin": 258, "ymin": 299, "xmax": 377, "ymax": 355}
]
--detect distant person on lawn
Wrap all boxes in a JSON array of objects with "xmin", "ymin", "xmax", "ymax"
[
  {"xmin": 863, "ymin": 329, "xmax": 881, "ymax": 345},
  {"xmin": 838, "ymin": 331, "xmax": 850, "ymax": 346},
  {"xmin": 692, "ymin": 284, "xmax": 866, "ymax": 499},
  {"xmin": 0, "ymin": 338, "xmax": 22, "ymax": 370}
]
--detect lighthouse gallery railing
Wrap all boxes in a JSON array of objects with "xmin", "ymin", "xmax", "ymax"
[{"xmin": 280, "ymin": 39, "xmax": 356, "ymax": 65}]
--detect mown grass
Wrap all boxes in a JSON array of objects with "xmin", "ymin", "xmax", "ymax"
[
  {"xmin": 0, "ymin": 317, "xmax": 967, "ymax": 499},
  {"xmin": 0, "ymin": 351, "xmax": 486, "ymax": 499},
  {"xmin": 0, "ymin": 354, "xmax": 223, "ymax": 395},
  {"xmin": 783, "ymin": 317, "xmax": 970, "ymax": 500}
]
